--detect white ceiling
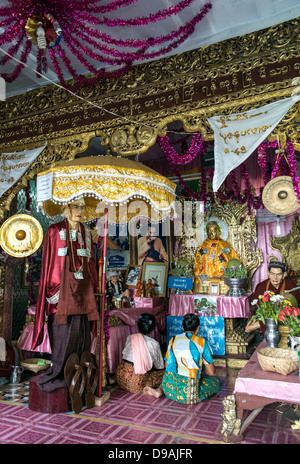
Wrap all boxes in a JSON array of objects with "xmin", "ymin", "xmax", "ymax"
[{"xmin": 1, "ymin": 0, "xmax": 300, "ymax": 99}]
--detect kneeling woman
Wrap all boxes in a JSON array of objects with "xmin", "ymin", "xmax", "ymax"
[
  {"xmin": 144, "ymin": 313, "xmax": 220, "ymax": 404},
  {"xmin": 116, "ymin": 313, "xmax": 165, "ymax": 393}
]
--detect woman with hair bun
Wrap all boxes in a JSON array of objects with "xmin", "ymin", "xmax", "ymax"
[
  {"xmin": 144, "ymin": 313, "xmax": 220, "ymax": 404},
  {"xmin": 115, "ymin": 313, "xmax": 165, "ymax": 393}
]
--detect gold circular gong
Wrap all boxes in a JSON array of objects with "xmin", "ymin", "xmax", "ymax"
[
  {"xmin": 262, "ymin": 176, "xmax": 299, "ymax": 215},
  {"xmin": 0, "ymin": 214, "xmax": 43, "ymax": 257}
]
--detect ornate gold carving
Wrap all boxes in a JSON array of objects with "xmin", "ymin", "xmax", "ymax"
[
  {"xmin": 270, "ymin": 214, "xmax": 300, "ymax": 284},
  {"xmin": 221, "ymin": 395, "xmax": 242, "ymax": 439},
  {"xmin": 0, "ymin": 266, "xmax": 4, "ymax": 337},
  {"xmin": 0, "ymin": 17, "xmax": 299, "ymax": 217},
  {"xmin": 0, "ymin": 133, "xmax": 93, "ymax": 222},
  {"xmin": 103, "ymin": 124, "xmax": 158, "ymax": 156},
  {"xmin": 225, "ymin": 318, "xmax": 255, "ymax": 355}
]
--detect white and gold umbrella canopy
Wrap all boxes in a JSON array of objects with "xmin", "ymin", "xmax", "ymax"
[{"xmin": 37, "ymin": 156, "xmax": 176, "ymax": 223}]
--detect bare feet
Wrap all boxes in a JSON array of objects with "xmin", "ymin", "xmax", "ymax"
[{"xmin": 143, "ymin": 386, "xmax": 163, "ymax": 398}]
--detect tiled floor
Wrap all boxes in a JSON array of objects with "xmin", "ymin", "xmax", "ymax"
[{"xmin": 0, "ymin": 367, "xmax": 299, "ymax": 445}]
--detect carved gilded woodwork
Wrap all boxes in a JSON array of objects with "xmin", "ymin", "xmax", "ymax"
[
  {"xmin": 0, "ymin": 133, "xmax": 93, "ymax": 223},
  {"xmin": 0, "ymin": 17, "xmax": 299, "ymax": 220},
  {"xmin": 270, "ymin": 214, "xmax": 300, "ymax": 285},
  {"xmin": 0, "ymin": 266, "xmax": 5, "ymax": 337},
  {"xmin": 102, "ymin": 124, "xmax": 158, "ymax": 156}
]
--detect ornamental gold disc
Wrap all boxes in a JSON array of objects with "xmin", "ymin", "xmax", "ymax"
[
  {"xmin": 0, "ymin": 214, "xmax": 43, "ymax": 257},
  {"xmin": 262, "ymin": 176, "xmax": 299, "ymax": 216}
]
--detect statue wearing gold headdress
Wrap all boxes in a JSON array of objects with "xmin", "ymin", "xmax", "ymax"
[{"xmin": 194, "ymin": 220, "xmax": 240, "ymax": 282}]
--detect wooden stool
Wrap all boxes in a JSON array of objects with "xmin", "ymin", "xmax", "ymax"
[{"xmin": 28, "ymin": 373, "xmax": 70, "ymax": 414}]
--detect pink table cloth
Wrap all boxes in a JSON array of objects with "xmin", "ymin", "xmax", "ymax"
[
  {"xmin": 234, "ymin": 341, "xmax": 300, "ymax": 404},
  {"xmin": 168, "ymin": 294, "xmax": 250, "ymax": 318},
  {"xmin": 106, "ymin": 304, "xmax": 166, "ymax": 374}
]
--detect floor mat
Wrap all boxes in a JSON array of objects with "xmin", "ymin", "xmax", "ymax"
[{"xmin": 0, "ymin": 369, "xmax": 299, "ymax": 444}]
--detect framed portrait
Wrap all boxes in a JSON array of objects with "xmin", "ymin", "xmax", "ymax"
[
  {"xmin": 142, "ymin": 262, "xmax": 168, "ymax": 297},
  {"xmin": 106, "ymin": 223, "xmax": 130, "ymax": 269},
  {"xmin": 209, "ymin": 282, "xmax": 220, "ymax": 295},
  {"xmin": 130, "ymin": 221, "xmax": 172, "ymax": 268},
  {"xmin": 125, "ymin": 265, "xmax": 142, "ymax": 288}
]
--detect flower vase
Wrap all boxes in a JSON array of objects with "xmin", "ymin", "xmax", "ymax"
[
  {"xmin": 278, "ymin": 325, "xmax": 291, "ymax": 349},
  {"xmin": 265, "ymin": 318, "xmax": 280, "ymax": 348}
]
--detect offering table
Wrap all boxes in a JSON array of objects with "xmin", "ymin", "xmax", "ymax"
[
  {"xmin": 169, "ymin": 293, "xmax": 254, "ymax": 361},
  {"xmin": 169, "ymin": 293, "xmax": 250, "ymax": 318},
  {"xmin": 222, "ymin": 341, "xmax": 300, "ymax": 442}
]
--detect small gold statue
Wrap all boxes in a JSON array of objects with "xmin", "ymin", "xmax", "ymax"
[
  {"xmin": 135, "ymin": 279, "xmax": 144, "ymax": 297},
  {"xmin": 221, "ymin": 395, "xmax": 242, "ymax": 438}
]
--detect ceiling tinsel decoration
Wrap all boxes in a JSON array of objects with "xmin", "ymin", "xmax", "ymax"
[{"xmin": 0, "ymin": 0, "xmax": 212, "ymax": 91}]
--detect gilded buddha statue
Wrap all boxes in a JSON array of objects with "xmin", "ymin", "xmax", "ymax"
[{"xmin": 194, "ymin": 220, "xmax": 240, "ymax": 283}]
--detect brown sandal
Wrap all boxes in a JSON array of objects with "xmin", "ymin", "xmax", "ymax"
[
  {"xmin": 64, "ymin": 353, "xmax": 85, "ymax": 413},
  {"xmin": 80, "ymin": 351, "xmax": 98, "ymax": 409}
]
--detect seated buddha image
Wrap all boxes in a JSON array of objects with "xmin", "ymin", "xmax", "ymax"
[{"xmin": 194, "ymin": 220, "xmax": 240, "ymax": 281}]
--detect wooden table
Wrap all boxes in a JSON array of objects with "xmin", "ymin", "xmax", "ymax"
[{"xmin": 224, "ymin": 341, "xmax": 300, "ymax": 441}]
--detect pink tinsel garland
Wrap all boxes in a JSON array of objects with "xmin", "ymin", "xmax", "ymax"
[
  {"xmin": 0, "ymin": 1, "xmax": 212, "ymax": 89},
  {"xmin": 157, "ymin": 133, "xmax": 205, "ymax": 165},
  {"xmin": 258, "ymin": 139, "xmax": 300, "ymax": 199}
]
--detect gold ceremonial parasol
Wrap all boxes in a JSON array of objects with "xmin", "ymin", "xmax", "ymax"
[
  {"xmin": 37, "ymin": 155, "xmax": 176, "ymax": 399},
  {"xmin": 38, "ymin": 156, "xmax": 176, "ymax": 223},
  {"xmin": 0, "ymin": 214, "xmax": 43, "ymax": 258}
]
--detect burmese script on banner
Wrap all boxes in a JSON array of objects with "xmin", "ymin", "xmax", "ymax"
[
  {"xmin": 0, "ymin": 144, "xmax": 47, "ymax": 198},
  {"xmin": 208, "ymin": 96, "xmax": 300, "ymax": 192}
]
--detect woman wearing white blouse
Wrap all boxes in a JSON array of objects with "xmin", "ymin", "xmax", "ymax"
[{"xmin": 115, "ymin": 313, "xmax": 165, "ymax": 393}]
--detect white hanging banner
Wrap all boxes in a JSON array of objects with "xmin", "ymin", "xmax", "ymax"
[
  {"xmin": 0, "ymin": 144, "xmax": 47, "ymax": 198},
  {"xmin": 208, "ymin": 96, "xmax": 300, "ymax": 192}
]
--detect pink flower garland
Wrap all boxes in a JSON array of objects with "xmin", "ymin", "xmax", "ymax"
[{"xmin": 0, "ymin": 1, "xmax": 212, "ymax": 89}]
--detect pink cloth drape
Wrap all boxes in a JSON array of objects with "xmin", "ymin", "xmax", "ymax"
[
  {"xmin": 131, "ymin": 333, "xmax": 153, "ymax": 374},
  {"xmin": 168, "ymin": 294, "xmax": 249, "ymax": 318},
  {"xmin": 234, "ymin": 341, "xmax": 300, "ymax": 404}
]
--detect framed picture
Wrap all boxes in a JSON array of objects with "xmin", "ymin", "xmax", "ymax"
[
  {"xmin": 194, "ymin": 295, "xmax": 217, "ymax": 315},
  {"xmin": 209, "ymin": 282, "xmax": 220, "ymax": 295},
  {"xmin": 142, "ymin": 262, "xmax": 168, "ymax": 297},
  {"xmin": 125, "ymin": 265, "xmax": 142, "ymax": 288},
  {"xmin": 137, "ymin": 223, "xmax": 169, "ymax": 266},
  {"xmin": 106, "ymin": 223, "xmax": 130, "ymax": 269}
]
